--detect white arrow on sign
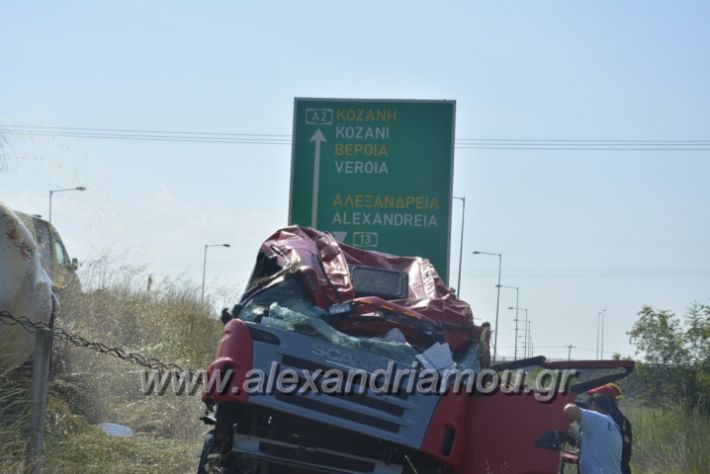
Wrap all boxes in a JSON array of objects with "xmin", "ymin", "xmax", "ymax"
[{"xmin": 310, "ymin": 129, "xmax": 327, "ymax": 229}]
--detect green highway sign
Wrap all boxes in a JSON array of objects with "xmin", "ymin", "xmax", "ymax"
[{"xmin": 289, "ymin": 98, "xmax": 456, "ymax": 280}]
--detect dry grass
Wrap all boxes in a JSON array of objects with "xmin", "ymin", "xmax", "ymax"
[
  {"xmin": 627, "ymin": 403, "xmax": 710, "ymax": 474},
  {"xmin": 1, "ymin": 260, "xmax": 225, "ymax": 473}
]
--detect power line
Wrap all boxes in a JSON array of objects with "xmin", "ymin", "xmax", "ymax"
[
  {"xmin": 465, "ymin": 240, "xmax": 710, "ymax": 248},
  {"xmin": 457, "ymin": 137, "xmax": 710, "ymax": 143},
  {"xmin": 1, "ymin": 129, "xmax": 289, "ymax": 145},
  {"xmin": 457, "ymin": 147, "xmax": 710, "ymax": 150},
  {"xmin": 1, "ymin": 124, "xmax": 291, "ymax": 138},
  {"xmin": 463, "ymin": 269, "xmax": 710, "ymax": 277},
  {"xmin": 2, "ymin": 124, "xmax": 709, "ymax": 150}
]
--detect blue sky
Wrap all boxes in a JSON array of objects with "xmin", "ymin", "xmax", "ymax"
[{"xmin": 2, "ymin": 1, "xmax": 709, "ymax": 360}]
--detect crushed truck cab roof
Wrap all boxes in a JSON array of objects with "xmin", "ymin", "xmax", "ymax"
[{"xmin": 238, "ymin": 225, "xmax": 489, "ymax": 363}]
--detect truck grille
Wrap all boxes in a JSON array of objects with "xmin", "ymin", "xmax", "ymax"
[
  {"xmin": 277, "ymin": 354, "xmax": 412, "ymax": 434},
  {"xmin": 275, "ymin": 392, "xmax": 400, "ymax": 433},
  {"xmin": 245, "ymin": 323, "xmax": 439, "ymax": 450}
]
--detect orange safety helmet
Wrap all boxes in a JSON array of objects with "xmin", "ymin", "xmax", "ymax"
[{"xmin": 587, "ymin": 382, "xmax": 623, "ymax": 401}]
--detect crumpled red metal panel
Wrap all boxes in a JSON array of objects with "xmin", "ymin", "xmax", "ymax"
[
  {"xmin": 252, "ymin": 226, "xmax": 355, "ymax": 305},
  {"xmin": 249, "ymin": 226, "xmax": 484, "ymax": 354}
]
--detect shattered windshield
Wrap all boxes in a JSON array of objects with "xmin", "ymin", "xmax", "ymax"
[
  {"xmin": 239, "ymin": 276, "xmax": 481, "ymax": 371},
  {"xmin": 240, "ymin": 276, "xmax": 418, "ymax": 365}
]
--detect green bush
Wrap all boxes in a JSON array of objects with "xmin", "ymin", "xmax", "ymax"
[{"xmin": 628, "ymin": 302, "xmax": 710, "ymax": 413}]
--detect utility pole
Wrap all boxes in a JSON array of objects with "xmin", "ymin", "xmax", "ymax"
[
  {"xmin": 567, "ymin": 344, "xmax": 573, "ymax": 360},
  {"xmin": 526, "ymin": 320, "xmax": 531, "ymax": 358},
  {"xmin": 500, "ymin": 286, "xmax": 519, "ymax": 360},
  {"xmin": 452, "ymin": 196, "xmax": 465, "ymax": 297},
  {"xmin": 596, "ymin": 309, "xmax": 606, "ymax": 359},
  {"xmin": 601, "ymin": 309, "xmax": 606, "ymax": 359},
  {"xmin": 596, "ymin": 311, "xmax": 600, "ymax": 359},
  {"xmin": 472, "ymin": 251, "xmax": 503, "ymax": 362},
  {"xmin": 523, "ymin": 311, "xmax": 529, "ymax": 357},
  {"xmin": 508, "ymin": 305, "xmax": 527, "ymax": 360}
]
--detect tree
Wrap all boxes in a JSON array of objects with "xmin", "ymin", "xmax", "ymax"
[
  {"xmin": 628, "ymin": 303, "xmax": 710, "ymax": 412},
  {"xmin": 685, "ymin": 303, "xmax": 710, "ymax": 364}
]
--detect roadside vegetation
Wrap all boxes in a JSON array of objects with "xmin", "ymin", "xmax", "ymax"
[
  {"xmin": 1, "ymin": 261, "xmax": 707, "ymax": 473},
  {"xmin": 627, "ymin": 404, "xmax": 709, "ymax": 473},
  {"xmin": 626, "ymin": 302, "xmax": 710, "ymax": 473},
  {"xmin": 1, "ymin": 260, "xmax": 224, "ymax": 473}
]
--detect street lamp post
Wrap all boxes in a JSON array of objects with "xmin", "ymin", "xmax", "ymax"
[
  {"xmin": 601, "ymin": 310, "xmax": 606, "ymax": 359},
  {"xmin": 509, "ymin": 306, "xmax": 528, "ymax": 358},
  {"xmin": 525, "ymin": 321, "xmax": 532, "ymax": 357},
  {"xmin": 596, "ymin": 309, "xmax": 607, "ymax": 359},
  {"xmin": 473, "ymin": 251, "xmax": 502, "ymax": 362},
  {"xmin": 596, "ymin": 313, "xmax": 599, "ymax": 359},
  {"xmin": 48, "ymin": 186, "xmax": 86, "ymax": 224},
  {"xmin": 452, "ymin": 196, "xmax": 465, "ymax": 297},
  {"xmin": 498, "ymin": 284, "xmax": 519, "ymax": 359},
  {"xmin": 201, "ymin": 243, "xmax": 231, "ymax": 303}
]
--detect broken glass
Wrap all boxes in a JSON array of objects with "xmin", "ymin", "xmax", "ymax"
[{"xmin": 240, "ymin": 277, "xmax": 419, "ymax": 366}]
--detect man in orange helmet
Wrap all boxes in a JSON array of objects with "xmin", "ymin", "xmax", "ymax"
[{"xmin": 588, "ymin": 383, "xmax": 632, "ymax": 474}]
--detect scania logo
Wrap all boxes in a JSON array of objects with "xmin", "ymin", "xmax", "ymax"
[{"xmin": 310, "ymin": 343, "xmax": 379, "ymax": 372}]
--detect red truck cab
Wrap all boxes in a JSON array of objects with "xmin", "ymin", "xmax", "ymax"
[{"xmin": 200, "ymin": 226, "xmax": 633, "ymax": 473}]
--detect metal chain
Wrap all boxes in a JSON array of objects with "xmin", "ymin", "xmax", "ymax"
[{"xmin": 0, "ymin": 310, "xmax": 196, "ymax": 375}]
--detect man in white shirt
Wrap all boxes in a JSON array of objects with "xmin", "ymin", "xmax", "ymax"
[{"xmin": 564, "ymin": 394, "xmax": 622, "ymax": 474}]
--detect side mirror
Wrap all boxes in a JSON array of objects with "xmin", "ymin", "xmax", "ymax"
[{"xmin": 70, "ymin": 258, "xmax": 79, "ymax": 271}]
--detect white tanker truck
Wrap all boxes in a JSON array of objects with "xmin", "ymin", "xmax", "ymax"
[{"xmin": 0, "ymin": 203, "xmax": 79, "ymax": 370}]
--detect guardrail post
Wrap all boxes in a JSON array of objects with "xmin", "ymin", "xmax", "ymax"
[{"xmin": 27, "ymin": 326, "xmax": 52, "ymax": 473}]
